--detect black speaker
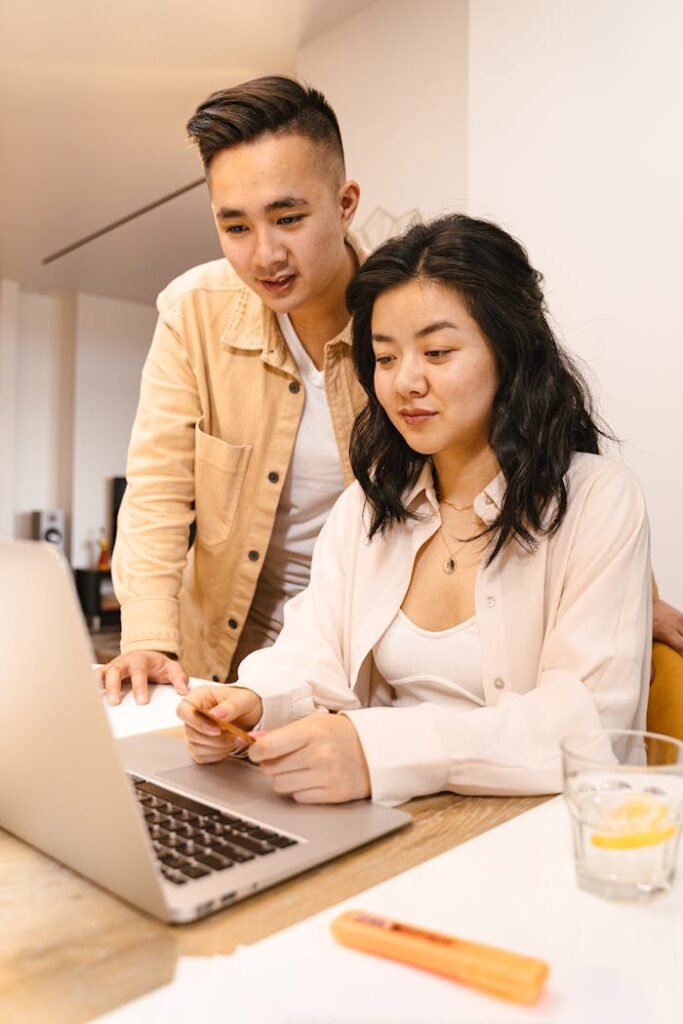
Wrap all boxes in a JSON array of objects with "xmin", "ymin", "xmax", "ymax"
[{"xmin": 31, "ymin": 509, "xmax": 65, "ymax": 552}]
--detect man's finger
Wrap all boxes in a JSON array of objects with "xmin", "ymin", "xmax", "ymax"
[
  {"xmin": 130, "ymin": 670, "xmax": 149, "ymax": 705},
  {"xmin": 103, "ymin": 664, "xmax": 123, "ymax": 705},
  {"xmin": 167, "ymin": 661, "xmax": 190, "ymax": 694}
]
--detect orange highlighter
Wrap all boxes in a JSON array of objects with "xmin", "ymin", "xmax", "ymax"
[{"xmin": 331, "ymin": 910, "xmax": 549, "ymax": 1005}]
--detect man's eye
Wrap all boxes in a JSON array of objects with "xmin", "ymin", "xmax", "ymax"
[
  {"xmin": 278, "ymin": 215, "xmax": 304, "ymax": 226},
  {"xmin": 225, "ymin": 224, "xmax": 248, "ymax": 235}
]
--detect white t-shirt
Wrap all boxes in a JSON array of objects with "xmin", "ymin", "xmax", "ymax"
[{"xmin": 234, "ymin": 314, "xmax": 346, "ymax": 667}]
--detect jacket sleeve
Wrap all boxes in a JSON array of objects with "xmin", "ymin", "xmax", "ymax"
[
  {"xmin": 235, "ymin": 485, "xmax": 366, "ymax": 729},
  {"xmin": 345, "ymin": 463, "xmax": 652, "ymax": 805},
  {"xmin": 112, "ymin": 313, "xmax": 201, "ymax": 657}
]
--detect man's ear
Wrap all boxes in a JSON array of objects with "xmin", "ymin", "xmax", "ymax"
[{"xmin": 339, "ymin": 180, "xmax": 361, "ymax": 229}]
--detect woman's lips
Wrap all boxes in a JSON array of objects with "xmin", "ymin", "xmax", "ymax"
[
  {"xmin": 260, "ymin": 274, "xmax": 297, "ymax": 296},
  {"xmin": 399, "ymin": 410, "xmax": 437, "ymax": 425}
]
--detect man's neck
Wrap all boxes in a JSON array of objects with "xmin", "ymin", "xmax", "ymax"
[{"xmin": 288, "ymin": 242, "xmax": 357, "ymax": 369}]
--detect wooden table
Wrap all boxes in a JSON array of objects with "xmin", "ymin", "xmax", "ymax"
[{"xmin": 0, "ymin": 778, "xmax": 545, "ymax": 1024}]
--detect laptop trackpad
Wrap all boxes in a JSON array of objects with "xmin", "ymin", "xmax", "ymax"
[{"xmin": 158, "ymin": 759, "xmax": 270, "ymax": 808}]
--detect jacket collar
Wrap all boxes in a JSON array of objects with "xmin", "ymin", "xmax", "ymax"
[{"xmin": 219, "ymin": 234, "xmax": 365, "ymax": 370}]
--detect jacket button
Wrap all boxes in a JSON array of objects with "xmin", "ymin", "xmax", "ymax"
[
  {"xmin": 493, "ymin": 677, "xmax": 505, "ymax": 690},
  {"xmin": 248, "ymin": 550, "xmax": 259, "ymax": 561},
  {"xmin": 486, "ymin": 596, "xmax": 496, "ymax": 607},
  {"xmin": 228, "ymin": 618, "xmax": 238, "ymax": 629},
  {"xmin": 289, "ymin": 381, "xmax": 301, "ymax": 394},
  {"xmin": 268, "ymin": 471, "xmax": 279, "ymax": 483}
]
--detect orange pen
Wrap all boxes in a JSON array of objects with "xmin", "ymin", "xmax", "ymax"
[
  {"xmin": 331, "ymin": 910, "xmax": 549, "ymax": 1005},
  {"xmin": 181, "ymin": 698, "xmax": 256, "ymax": 745}
]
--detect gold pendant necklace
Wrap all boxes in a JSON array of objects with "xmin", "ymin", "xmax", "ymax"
[{"xmin": 438, "ymin": 528, "xmax": 469, "ymax": 575}]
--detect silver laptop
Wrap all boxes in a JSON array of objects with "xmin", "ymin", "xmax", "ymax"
[{"xmin": 0, "ymin": 540, "xmax": 410, "ymax": 923}]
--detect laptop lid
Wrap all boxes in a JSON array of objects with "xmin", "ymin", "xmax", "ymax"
[{"xmin": 0, "ymin": 541, "xmax": 410, "ymax": 923}]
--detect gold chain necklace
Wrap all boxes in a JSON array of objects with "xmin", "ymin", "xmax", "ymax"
[{"xmin": 441, "ymin": 496, "xmax": 474, "ymax": 512}]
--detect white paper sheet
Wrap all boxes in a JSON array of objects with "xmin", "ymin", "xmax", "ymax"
[
  {"xmin": 102, "ymin": 676, "xmax": 210, "ymax": 737},
  {"xmin": 93, "ymin": 798, "xmax": 683, "ymax": 1024}
]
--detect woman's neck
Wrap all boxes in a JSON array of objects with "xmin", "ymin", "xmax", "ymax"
[{"xmin": 432, "ymin": 445, "xmax": 500, "ymax": 506}]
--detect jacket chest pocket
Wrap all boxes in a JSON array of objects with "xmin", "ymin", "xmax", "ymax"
[{"xmin": 194, "ymin": 424, "xmax": 252, "ymax": 547}]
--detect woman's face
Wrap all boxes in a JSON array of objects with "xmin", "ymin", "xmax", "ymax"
[{"xmin": 371, "ymin": 278, "xmax": 498, "ymax": 459}]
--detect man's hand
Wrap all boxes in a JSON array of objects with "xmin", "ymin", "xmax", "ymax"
[
  {"xmin": 98, "ymin": 651, "xmax": 189, "ymax": 706},
  {"xmin": 249, "ymin": 713, "xmax": 371, "ymax": 804},
  {"xmin": 653, "ymin": 600, "xmax": 683, "ymax": 655},
  {"xmin": 177, "ymin": 685, "xmax": 263, "ymax": 764}
]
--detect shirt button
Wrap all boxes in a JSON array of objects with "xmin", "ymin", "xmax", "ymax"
[
  {"xmin": 289, "ymin": 381, "xmax": 300, "ymax": 394},
  {"xmin": 486, "ymin": 596, "xmax": 496, "ymax": 607},
  {"xmin": 228, "ymin": 618, "xmax": 238, "ymax": 630},
  {"xmin": 493, "ymin": 677, "xmax": 505, "ymax": 690},
  {"xmin": 248, "ymin": 550, "xmax": 260, "ymax": 561},
  {"xmin": 211, "ymin": 674, "xmax": 220, "ymax": 683},
  {"xmin": 268, "ymin": 471, "xmax": 280, "ymax": 483}
]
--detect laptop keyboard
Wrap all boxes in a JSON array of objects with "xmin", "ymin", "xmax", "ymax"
[{"xmin": 131, "ymin": 779, "xmax": 299, "ymax": 886}]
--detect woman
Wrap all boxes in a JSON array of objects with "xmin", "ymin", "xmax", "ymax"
[{"xmin": 178, "ymin": 214, "xmax": 651, "ymax": 805}]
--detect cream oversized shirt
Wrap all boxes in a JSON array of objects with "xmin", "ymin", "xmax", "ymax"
[{"xmin": 236, "ymin": 453, "xmax": 652, "ymax": 805}]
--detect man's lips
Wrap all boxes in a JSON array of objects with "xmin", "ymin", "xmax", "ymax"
[
  {"xmin": 259, "ymin": 273, "xmax": 297, "ymax": 294},
  {"xmin": 399, "ymin": 408, "xmax": 437, "ymax": 425}
]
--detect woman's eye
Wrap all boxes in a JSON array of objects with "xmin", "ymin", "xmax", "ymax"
[
  {"xmin": 374, "ymin": 355, "xmax": 394, "ymax": 366},
  {"xmin": 426, "ymin": 349, "xmax": 452, "ymax": 359}
]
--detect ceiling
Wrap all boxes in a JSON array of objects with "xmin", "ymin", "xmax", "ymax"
[{"xmin": 0, "ymin": 0, "xmax": 375, "ymax": 304}]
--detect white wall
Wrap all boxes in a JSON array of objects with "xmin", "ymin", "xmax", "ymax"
[
  {"xmin": 297, "ymin": 0, "xmax": 468, "ymax": 241},
  {"xmin": 467, "ymin": 0, "xmax": 683, "ymax": 603},
  {"xmin": 3, "ymin": 281, "xmax": 154, "ymax": 568},
  {"xmin": 71, "ymin": 294, "xmax": 156, "ymax": 568}
]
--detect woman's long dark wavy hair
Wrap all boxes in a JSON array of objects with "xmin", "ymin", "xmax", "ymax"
[{"xmin": 347, "ymin": 214, "xmax": 612, "ymax": 563}]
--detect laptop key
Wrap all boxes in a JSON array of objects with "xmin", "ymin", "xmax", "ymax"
[
  {"xmin": 224, "ymin": 832, "xmax": 274, "ymax": 856},
  {"xmin": 180, "ymin": 863, "xmax": 211, "ymax": 880},
  {"xmin": 268, "ymin": 836, "xmax": 298, "ymax": 848},
  {"xmin": 195, "ymin": 853, "xmax": 232, "ymax": 871}
]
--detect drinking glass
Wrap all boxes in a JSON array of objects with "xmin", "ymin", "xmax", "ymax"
[{"xmin": 561, "ymin": 729, "xmax": 683, "ymax": 901}]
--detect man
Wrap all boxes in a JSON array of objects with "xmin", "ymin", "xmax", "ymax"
[
  {"xmin": 103, "ymin": 75, "xmax": 683, "ymax": 706},
  {"xmin": 102, "ymin": 76, "xmax": 364, "ymax": 703}
]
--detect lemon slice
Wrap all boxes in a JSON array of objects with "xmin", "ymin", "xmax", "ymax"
[{"xmin": 590, "ymin": 794, "xmax": 677, "ymax": 850}]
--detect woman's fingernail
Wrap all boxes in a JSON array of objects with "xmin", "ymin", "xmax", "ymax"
[
  {"xmin": 250, "ymin": 730, "xmax": 267, "ymax": 738},
  {"xmin": 204, "ymin": 725, "xmax": 221, "ymax": 736},
  {"xmin": 210, "ymin": 707, "xmax": 226, "ymax": 719}
]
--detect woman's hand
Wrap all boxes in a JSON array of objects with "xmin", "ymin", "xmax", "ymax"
[
  {"xmin": 249, "ymin": 713, "xmax": 371, "ymax": 804},
  {"xmin": 177, "ymin": 685, "xmax": 263, "ymax": 764}
]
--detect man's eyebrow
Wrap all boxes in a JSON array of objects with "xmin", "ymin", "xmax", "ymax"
[
  {"xmin": 216, "ymin": 196, "xmax": 310, "ymax": 220},
  {"xmin": 371, "ymin": 321, "xmax": 460, "ymax": 343}
]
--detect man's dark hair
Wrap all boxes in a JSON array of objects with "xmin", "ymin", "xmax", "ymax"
[
  {"xmin": 187, "ymin": 75, "xmax": 345, "ymax": 172},
  {"xmin": 347, "ymin": 213, "xmax": 613, "ymax": 564}
]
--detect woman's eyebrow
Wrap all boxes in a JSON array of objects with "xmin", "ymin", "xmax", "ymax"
[
  {"xmin": 371, "ymin": 321, "xmax": 460, "ymax": 344},
  {"xmin": 415, "ymin": 320, "xmax": 460, "ymax": 338}
]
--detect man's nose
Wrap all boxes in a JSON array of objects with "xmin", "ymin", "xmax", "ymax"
[{"xmin": 253, "ymin": 228, "xmax": 287, "ymax": 272}]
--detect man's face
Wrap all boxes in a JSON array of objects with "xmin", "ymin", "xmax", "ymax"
[{"xmin": 208, "ymin": 133, "xmax": 359, "ymax": 315}]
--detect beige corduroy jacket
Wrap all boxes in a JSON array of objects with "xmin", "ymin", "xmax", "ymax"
[{"xmin": 112, "ymin": 252, "xmax": 366, "ymax": 681}]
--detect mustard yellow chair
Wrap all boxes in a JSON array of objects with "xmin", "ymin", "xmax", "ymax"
[{"xmin": 647, "ymin": 642, "xmax": 683, "ymax": 743}]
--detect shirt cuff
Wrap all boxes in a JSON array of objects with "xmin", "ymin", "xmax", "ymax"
[{"xmin": 342, "ymin": 705, "xmax": 450, "ymax": 806}]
